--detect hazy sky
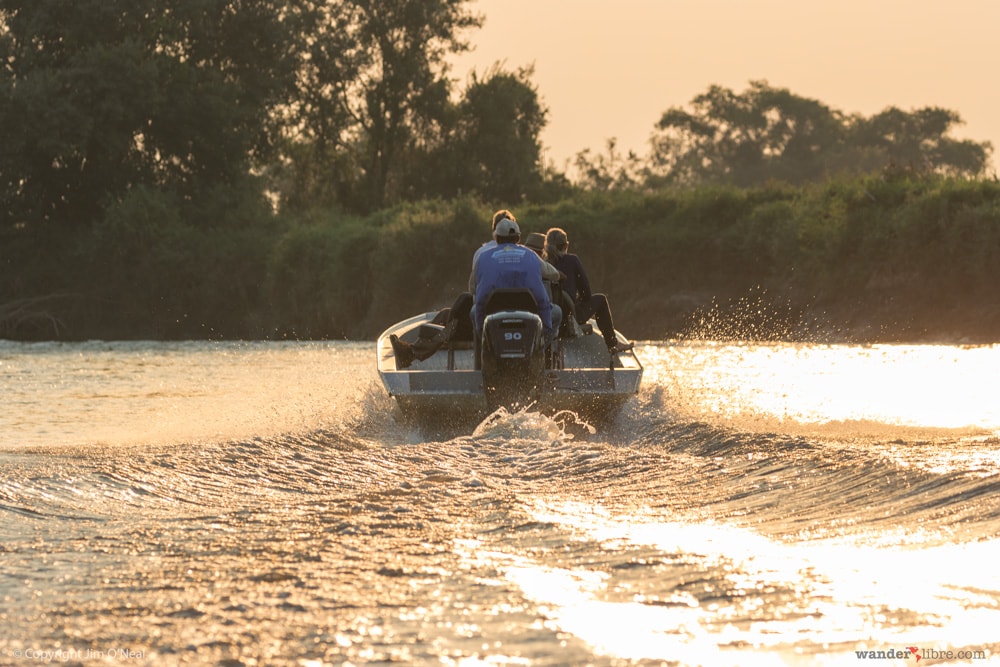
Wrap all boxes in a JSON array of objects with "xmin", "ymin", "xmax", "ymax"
[{"xmin": 450, "ymin": 0, "xmax": 1000, "ymax": 171}]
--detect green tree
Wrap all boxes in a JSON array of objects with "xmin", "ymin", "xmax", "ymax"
[
  {"xmin": 573, "ymin": 138, "xmax": 642, "ymax": 192},
  {"xmin": 451, "ymin": 65, "xmax": 547, "ymax": 201},
  {"xmin": 645, "ymin": 80, "xmax": 844, "ymax": 187},
  {"xmin": 0, "ymin": 0, "xmax": 305, "ymax": 228},
  {"xmin": 402, "ymin": 65, "xmax": 549, "ymax": 203},
  {"xmin": 640, "ymin": 81, "xmax": 992, "ymax": 189},
  {"xmin": 846, "ymin": 106, "xmax": 991, "ymax": 176},
  {"xmin": 291, "ymin": 0, "xmax": 481, "ymax": 213}
]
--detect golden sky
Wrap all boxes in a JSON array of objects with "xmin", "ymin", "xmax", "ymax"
[{"xmin": 450, "ymin": 0, "xmax": 1000, "ymax": 171}]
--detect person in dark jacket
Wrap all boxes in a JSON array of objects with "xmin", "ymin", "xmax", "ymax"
[
  {"xmin": 524, "ymin": 232, "xmax": 573, "ymax": 339},
  {"xmin": 544, "ymin": 227, "xmax": 633, "ymax": 354}
]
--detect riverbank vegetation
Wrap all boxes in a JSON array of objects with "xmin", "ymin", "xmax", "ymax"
[
  {"xmin": 4, "ymin": 170, "xmax": 1000, "ymax": 343},
  {"xmin": 2, "ymin": 1, "xmax": 998, "ymax": 342}
]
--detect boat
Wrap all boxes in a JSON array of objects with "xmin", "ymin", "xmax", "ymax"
[{"xmin": 377, "ymin": 289, "xmax": 643, "ymax": 430}]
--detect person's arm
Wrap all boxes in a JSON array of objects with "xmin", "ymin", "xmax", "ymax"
[
  {"xmin": 530, "ymin": 257, "xmax": 553, "ymax": 334},
  {"xmin": 533, "ymin": 285, "xmax": 552, "ymax": 334},
  {"xmin": 469, "ymin": 242, "xmax": 495, "ymax": 293},
  {"xmin": 574, "ymin": 255, "xmax": 593, "ymax": 301},
  {"xmin": 540, "ymin": 260, "xmax": 560, "ymax": 283},
  {"xmin": 473, "ymin": 258, "xmax": 493, "ymax": 333},
  {"xmin": 469, "ymin": 246, "xmax": 482, "ymax": 293}
]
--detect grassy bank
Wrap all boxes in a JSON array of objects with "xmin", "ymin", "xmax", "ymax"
[{"xmin": 4, "ymin": 172, "xmax": 1000, "ymax": 343}]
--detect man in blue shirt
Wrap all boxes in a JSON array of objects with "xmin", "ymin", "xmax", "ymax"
[
  {"xmin": 468, "ymin": 209, "xmax": 513, "ymax": 293},
  {"xmin": 473, "ymin": 218, "xmax": 553, "ymax": 340}
]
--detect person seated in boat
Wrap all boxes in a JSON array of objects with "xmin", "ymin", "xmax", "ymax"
[
  {"xmin": 544, "ymin": 227, "xmax": 633, "ymax": 354},
  {"xmin": 469, "ymin": 208, "xmax": 561, "ymax": 294},
  {"xmin": 469, "ymin": 210, "xmax": 559, "ymax": 335},
  {"xmin": 388, "ymin": 291, "xmax": 473, "ymax": 368},
  {"xmin": 474, "ymin": 218, "xmax": 554, "ymax": 343},
  {"xmin": 390, "ymin": 211, "xmax": 551, "ymax": 368},
  {"xmin": 523, "ymin": 232, "xmax": 573, "ymax": 338},
  {"xmin": 470, "ymin": 210, "xmax": 563, "ymax": 291},
  {"xmin": 470, "ymin": 209, "xmax": 513, "ymax": 293}
]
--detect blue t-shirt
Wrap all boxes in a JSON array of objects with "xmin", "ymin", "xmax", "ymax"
[{"xmin": 474, "ymin": 242, "xmax": 552, "ymax": 334}]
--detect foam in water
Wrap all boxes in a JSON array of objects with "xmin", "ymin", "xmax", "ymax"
[{"xmin": 471, "ymin": 405, "xmax": 595, "ymax": 441}]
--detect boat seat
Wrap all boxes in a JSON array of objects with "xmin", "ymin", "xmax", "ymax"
[{"xmin": 480, "ymin": 288, "xmax": 539, "ymax": 316}]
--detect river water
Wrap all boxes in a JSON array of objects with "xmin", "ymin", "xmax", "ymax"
[{"xmin": 1, "ymin": 340, "xmax": 998, "ymax": 666}]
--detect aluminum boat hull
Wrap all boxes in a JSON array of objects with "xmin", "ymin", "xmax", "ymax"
[{"xmin": 377, "ymin": 311, "xmax": 643, "ymax": 429}]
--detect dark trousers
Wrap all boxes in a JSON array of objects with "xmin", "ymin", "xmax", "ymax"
[
  {"xmin": 406, "ymin": 293, "xmax": 475, "ymax": 363},
  {"xmin": 444, "ymin": 292, "xmax": 474, "ymax": 341},
  {"xmin": 575, "ymin": 294, "xmax": 616, "ymax": 347}
]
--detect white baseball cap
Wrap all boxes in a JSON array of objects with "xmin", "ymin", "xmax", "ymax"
[{"xmin": 494, "ymin": 218, "xmax": 520, "ymax": 238}]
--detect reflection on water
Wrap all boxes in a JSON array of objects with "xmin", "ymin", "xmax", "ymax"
[
  {"xmin": 510, "ymin": 499, "xmax": 1000, "ymax": 662},
  {"xmin": 0, "ymin": 340, "xmax": 371, "ymax": 449},
  {"xmin": 642, "ymin": 342, "xmax": 1000, "ymax": 430},
  {"xmin": 1, "ymin": 340, "xmax": 999, "ymax": 665}
]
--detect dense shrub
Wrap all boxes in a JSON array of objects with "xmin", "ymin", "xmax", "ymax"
[{"xmin": 5, "ymin": 174, "xmax": 1000, "ymax": 342}]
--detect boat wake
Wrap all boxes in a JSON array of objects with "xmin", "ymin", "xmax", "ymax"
[{"xmin": 4, "ymin": 341, "xmax": 1000, "ymax": 665}]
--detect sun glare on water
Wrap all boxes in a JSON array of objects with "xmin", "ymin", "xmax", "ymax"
[
  {"xmin": 457, "ymin": 498, "xmax": 1000, "ymax": 666},
  {"xmin": 644, "ymin": 342, "xmax": 1000, "ymax": 432}
]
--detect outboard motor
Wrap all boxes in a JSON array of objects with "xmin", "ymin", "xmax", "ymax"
[{"xmin": 479, "ymin": 289, "xmax": 546, "ymax": 410}]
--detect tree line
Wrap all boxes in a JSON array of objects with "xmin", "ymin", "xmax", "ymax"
[
  {"xmin": 2, "ymin": 0, "xmax": 998, "ymax": 342},
  {"xmin": 574, "ymin": 80, "xmax": 992, "ymax": 191},
  {"xmin": 5, "ymin": 173, "xmax": 1000, "ymax": 343},
  {"xmin": 1, "ymin": 0, "xmax": 557, "ymax": 231},
  {"xmin": 2, "ymin": 1, "xmax": 993, "ymax": 233}
]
